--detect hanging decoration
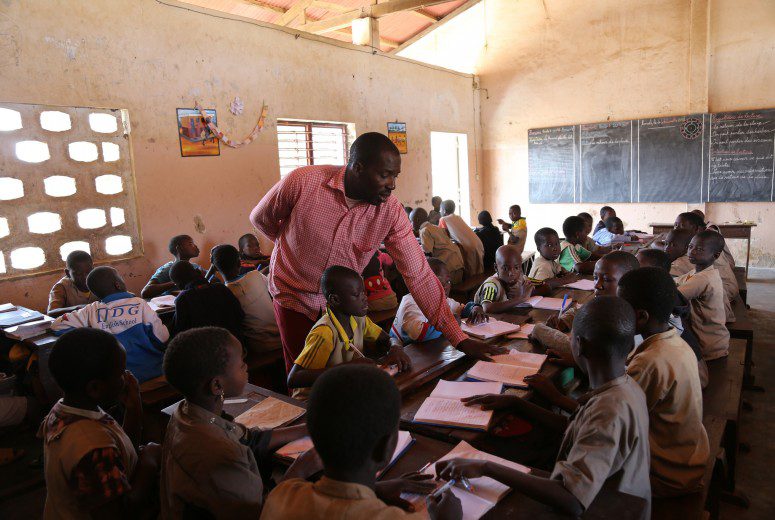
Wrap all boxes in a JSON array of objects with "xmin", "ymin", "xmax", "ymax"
[
  {"xmin": 229, "ymin": 96, "xmax": 244, "ymax": 116},
  {"xmin": 194, "ymin": 101, "xmax": 268, "ymax": 148}
]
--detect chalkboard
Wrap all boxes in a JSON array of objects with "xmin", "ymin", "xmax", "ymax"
[
  {"xmin": 528, "ymin": 126, "xmax": 576, "ymax": 203},
  {"xmin": 708, "ymin": 109, "xmax": 775, "ymax": 202},
  {"xmin": 528, "ymin": 107, "xmax": 774, "ymax": 203},
  {"xmin": 579, "ymin": 121, "xmax": 633, "ymax": 203},
  {"xmin": 636, "ymin": 114, "xmax": 707, "ymax": 203}
]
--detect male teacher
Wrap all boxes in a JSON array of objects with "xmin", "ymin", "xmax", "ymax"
[{"xmin": 250, "ymin": 132, "xmax": 504, "ymax": 372}]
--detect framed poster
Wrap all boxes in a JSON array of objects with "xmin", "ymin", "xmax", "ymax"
[
  {"xmin": 177, "ymin": 108, "xmax": 220, "ymax": 157},
  {"xmin": 387, "ymin": 122, "xmax": 407, "ymax": 154}
]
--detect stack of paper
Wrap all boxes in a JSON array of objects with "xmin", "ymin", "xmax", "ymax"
[
  {"xmin": 402, "ymin": 441, "xmax": 530, "ymax": 519},
  {"xmin": 234, "ymin": 397, "xmax": 305, "ymax": 430},
  {"xmin": 0, "ymin": 306, "xmax": 45, "ymax": 329},
  {"xmin": 466, "ymin": 351, "xmax": 546, "ymax": 387},
  {"xmin": 505, "ymin": 323, "xmax": 535, "ymax": 339},
  {"xmin": 516, "ymin": 296, "xmax": 572, "ymax": 310},
  {"xmin": 413, "ymin": 380, "xmax": 503, "ymax": 431},
  {"xmin": 0, "ymin": 304, "xmax": 18, "ymax": 313},
  {"xmin": 461, "ymin": 319, "xmax": 520, "ymax": 340},
  {"xmin": 148, "ymin": 294, "xmax": 177, "ymax": 312},
  {"xmin": 489, "ymin": 350, "xmax": 547, "ymax": 371},
  {"xmin": 562, "ymin": 278, "xmax": 596, "ymax": 291},
  {"xmin": 4, "ymin": 316, "xmax": 55, "ymax": 340}
]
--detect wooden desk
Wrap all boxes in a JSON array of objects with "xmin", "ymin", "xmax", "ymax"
[
  {"xmin": 381, "ymin": 432, "xmax": 647, "ymax": 519},
  {"xmin": 650, "ymin": 222, "xmax": 757, "ymax": 276},
  {"xmin": 161, "ymin": 383, "xmax": 306, "ymax": 420}
]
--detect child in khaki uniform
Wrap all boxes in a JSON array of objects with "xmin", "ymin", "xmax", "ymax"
[
  {"xmin": 444, "ymin": 297, "xmax": 651, "ymax": 517},
  {"xmin": 40, "ymin": 328, "xmax": 160, "ymax": 519},
  {"xmin": 675, "ymin": 231, "xmax": 730, "ymax": 361},
  {"xmin": 47, "ymin": 250, "xmax": 98, "ymax": 317},
  {"xmin": 288, "ymin": 266, "xmax": 410, "ymax": 400},
  {"xmin": 527, "ymin": 227, "xmax": 580, "ymax": 290},
  {"xmin": 662, "ymin": 228, "xmax": 694, "ymax": 277}
]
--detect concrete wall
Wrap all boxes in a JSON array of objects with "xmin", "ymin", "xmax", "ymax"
[
  {"xmin": 0, "ymin": 0, "xmax": 481, "ymax": 311},
  {"xmin": 476, "ymin": 0, "xmax": 774, "ymax": 265}
]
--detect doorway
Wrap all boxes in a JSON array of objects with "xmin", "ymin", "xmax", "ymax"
[{"xmin": 430, "ymin": 132, "xmax": 470, "ymax": 224}]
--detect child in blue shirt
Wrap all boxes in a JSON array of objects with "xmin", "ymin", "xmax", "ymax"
[{"xmin": 140, "ymin": 235, "xmax": 204, "ymax": 299}]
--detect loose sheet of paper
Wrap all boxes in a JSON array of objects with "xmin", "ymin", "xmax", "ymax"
[
  {"xmin": 461, "ymin": 319, "xmax": 521, "ymax": 339},
  {"xmin": 414, "ymin": 397, "xmax": 493, "ymax": 429},
  {"xmin": 489, "ymin": 351, "xmax": 547, "ymax": 371},
  {"xmin": 562, "ymin": 278, "xmax": 596, "ymax": 291},
  {"xmin": 430, "ymin": 380, "xmax": 504, "ymax": 400},
  {"xmin": 506, "ymin": 323, "xmax": 535, "ymax": 339},
  {"xmin": 467, "ymin": 361, "xmax": 537, "ymax": 387},
  {"xmin": 234, "ymin": 397, "xmax": 305, "ymax": 430}
]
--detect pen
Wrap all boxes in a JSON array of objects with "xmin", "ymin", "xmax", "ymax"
[
  {"xmin": 432, "ymin": 479, "xmax": 456, "ymax": 498},
  {"xmin": 418, "ymin": 462, "xmax": 432, "ymax": 474},
  {"xmin": 558, "ymin": 294, "xmax": 569, "ymax": 318},
  {"xmin": 460, "ymin": 476, "xmax": 474, "ymax": 492}
]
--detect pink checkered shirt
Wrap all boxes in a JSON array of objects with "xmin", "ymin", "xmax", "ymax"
[{"xmin": 250, "ymin": 165, "xmax": 467, "ymax": 346}]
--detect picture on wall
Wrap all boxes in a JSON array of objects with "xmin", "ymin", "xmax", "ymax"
[
  {"xmin": 388, "ymin": 122, "xmax": 407, "ymax": 154},
  {"xmin": 177, "ymin": 108, "xmax": 220, "ymax": 157}
]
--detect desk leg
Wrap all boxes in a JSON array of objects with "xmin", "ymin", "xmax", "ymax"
[{"xmin": 745, "ymin": 234, "xmax": 751, "ymax": 279}]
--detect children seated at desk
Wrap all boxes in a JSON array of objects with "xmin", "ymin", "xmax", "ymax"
[
  {"xmin": 497, "ymin": 204, "xmax": 527, "ymax": 254},
  {"xmin": 47, "ymin": 250, "xmax": 98, "ymax": 317},
  {"xmin": 527, "ymin": 227, "xmax": 580, "ymax": 289},
  {"xmin": 675, "ymin": 231, "xmax": 731, "ymax": 361},
  {"xmin": 287, "ymin": 266, "xmax": 410, "ymax": 400},
  {"xmin": 448, "ymin": 297, "xmax": 651, "ymax": 517},
  {"xmin": 473, "ymin": 211, "xmax": 504, "ymax": 268},
  {"xmin": 261, "ymin": 364, "xmax": 459, "ymax": 520},
  {"xmin": 474, "ymin": 245, "xmax": 534, "ymax": 313},
  {"xmin": 391, "ymin": 258, "xmax": 487, "ymax": 344},
  {"xmin": 161, "ymin": 327, "xmax": 311, "ymax": 517},
  {"xmin": 169, "ymin": 260, "xmax": 244, "ymax": 339},
  {"xmin": 140, "ymin": 234, "xmax": 205, "ymax": 299},
  {"xmin": 439, "ymin": 200, "xmax": 485, "ymax": 276},
  {"xmin": 51, "ymin": 267, "xmax": 169, "ymax": 383},
  {"xmin": 363, "ymin": 251, "xmax": 398, "ymax": 312},
  {"xmin": 662, "ymin": 228, "xmax": 694, "ymax": 276},
  {"xmin": 559, "ymin": 216, "xmax": 601, "ymax": 274},
  {"xmin": 592, "ymin": 216, "xmax": 635, "ymax": 246},
  {"xmin": 411, "ymin": 208, "xmax": 464, "ymax": 285},
  {"xmin": 593, "ymin": 205, "xmax": 616, "ymax": 234},
  {"xmin": 41, "ymin": 328, "xmax": 161, "ymax": 518},
  {"xmin": 238, "ymin": 233, "xmax": 270, "ymax": 275},
  {"xmin": 211, "ymin": 245, "xmax": 282, "ymax": 354}
]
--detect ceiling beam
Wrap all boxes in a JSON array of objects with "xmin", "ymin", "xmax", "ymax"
[
  {"xmin": 277, "ymin": 0, "xmax": 315, "ymax": 26},
  {"xmin": 412, "ymin": 9, "xmax": 440, "ymax": 23},
  {"xmin": 297, "ymin": 0, "xmax": 453, "ymax": 34},
  {"xmin": 392, "ymin": 0, "xmax": 482, "ymax": 54},
  {"xmin": 239, "ymin": 0, "xmax": 286, "ymax": 14}
]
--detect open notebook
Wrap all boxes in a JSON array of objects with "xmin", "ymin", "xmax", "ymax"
[
  {"xmin": 505, "ymin": 323, "xmax": 534, "ymax": 339},
  {"xmin": 275, "ymin": 430, "xmax": 414, "ymax": 478},
  {"xmin": 516, "ymin": 295, "xmax": 572, "ymax": 310},
  {"xmin": 413, "ymin": 380, "xmax": 503, "ymax": 431},
  {"xmin": 402, "ymin": 440, "xmax": 530, "ymax": 519},
  {"xmin": 234, "ymin": 397, "xmax": 305, "ymax": 430},
  {"xmin": 461, "ymin": 319, "xmax": 521, "ymax": 340},
  {"xmin": 562, "ymin": 278, "xmax": 596, "ymax": 291},
  {"xmin": 148, "ymin": 294, "xmax": 177, "ymax": 312},
  {"xmin": 466, "ymin": 351, "xmax": 547, "ymax": 387}
]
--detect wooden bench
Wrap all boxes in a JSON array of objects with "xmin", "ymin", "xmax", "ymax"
[
  {"xmin": 726, "ymin": 298, "xmax": 756, "ymax": 389},
  {"xmin": 733, "ymin": 266, "xmax": 747, "ymax": 304}
]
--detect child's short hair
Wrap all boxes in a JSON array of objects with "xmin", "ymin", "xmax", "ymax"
[
  {"xmin": 676, "ymin": 212, "xmax": 705, "ymax": 230},
  {"xmin": 477, "ymin": 211, "xmax": 493, "ymax": 226},
  {"xmin": 65, "ymin": 250, "xmax": 91, "ymax": 269},
  {"xmin": 431, "ymin": 196, "xmax": 441, "ymax": 205},
  {"xmin": 86, "ymin": 266, "xmax": 122, "ymax": 298},
  {"xmin": 427, "ymin": 257, "xmax": 447, "ymax": 276},
  {"xmin": 238, "ymin": 233, "xmax": 256, "ymax": 251},
  {"xmin": 169, "ymin": 260, "xmax": 201, "ymax": 288},
  {"xmin": 637, "ymin": 248, "xmax": 671, "ymax": 272},
  {"xmin": 534, "ymin": 227, "xmax": 559, "ymax": 248},
  {"xmin": 600, "ymin": 206, "xmax": 615, "ymax": 217},
  {"xmin": 573, "ymin": 296, "xmax": 635, "ymax": 358},
  {"xmin": 510, "ymin": 204, "xmax": 521, "ymax": 212},
  {"xmin": 577, "ymin": 212, "xmax": 593, "ymax": 224},
  {"xmin": 695, "ymin": 229, "xmax": 726, "ymax": 254},
  {"xmin": 212, "ymin": 244, "xmax": 240, "ymax": 273},
  {"xmin": 601, "ymin": 250, "xmax": 640, "ymax": 272},
  {"xmin": 604, "ymin": 216, "xmax": 623, "ymax": 231},
  {"xmin": 307, "ymin": 364, "xmax": 400, "ymax": 472},
  {"xmin": 618, "ymin": 267, "xmax": 676, "ymax": 323},
  {"xmin": 163, "ymin": 327, "xmax": 234, "ymax": 398},
  {"xmin": 441, "ymin": 200, "xmax": 456, "ymax": 214},
  {"xmin": 168, "ymin": 234, "xmax": 192, "ymax": 255},
  {"xmin": 49, "ymin": 328, "xmax": 124, "ymax": 393},
  {"xmin": 320, "ymin": 265, "xmax": 360, "ymax": 299},
  {"xmin": 562, "ymin": 216, "xmax": 586, "ymax": 239}
]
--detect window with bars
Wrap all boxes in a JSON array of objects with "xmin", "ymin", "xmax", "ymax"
[
  {"xmin": 0, "ymin": 102, "xmax": 142, "ymax": 280},
  {"xmin": 276, "ymin": 120, "xmax": 351, "ymax": 178}
]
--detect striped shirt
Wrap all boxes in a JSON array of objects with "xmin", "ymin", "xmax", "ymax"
[
  {"xmin": 558, "ymin": 240, "xmax": 592, "ymax": 272},
  {"xmin": 474, "ymin": 275, "xmax": 507, "ymax": 305}
]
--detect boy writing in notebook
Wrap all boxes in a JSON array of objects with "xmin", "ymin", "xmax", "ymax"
[
  {"xmin": 51, "ymin": 267, "xmax": 169, "ymax": 383},
  {"xmin": 161, "ymin": 327, "xmax": 313, "ymax": 517},
  {"xmin": 675, "ymin": 230, "xmax": 730, "ymax": 360},
  {"xmin": 287, "ymin": 266, "xmax": 411, "ymax": 400},
  {"xmin": 140, "ymin": 234, "xmax": 205, "ymax": 299},
  {"xmin": 261, "ymin": 364, "xmax": 460, "ymax": 520},
  {"xmin": 558, "ymin": 216, "xmax": 601, "ymax": 274},
  {"xmin": 527, "ymin": 227, "xmax": 580, "ymax": 289},
  {"xmin": 47, "ymin": 250, "xmax": 98, "ymax": 317},
  {"xmin": 391, "ymin": 258, "xmax": 487, "ymax": 344},
  {"xmin": 662, "ymin": 228, "xmax": 694, "ymax": 276},
  {"xmin": 238, "ymin": 233, "xmax": 270, "ymax": 275},
  {"xmin": 41, "ymin": 328, "xmax": 160, "ymax": 519},
  {"xmin": 474, "ymin": 245, "xmax": 534, "ymax": 314},
  {"xmin": 445, "ymin": 297, "xmax": 651, "ymax": 517}
]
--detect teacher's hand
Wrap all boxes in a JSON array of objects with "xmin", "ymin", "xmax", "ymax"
[{"xmin": 455, "ymin": 338, "xmax": 507, "ymax": 361}]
